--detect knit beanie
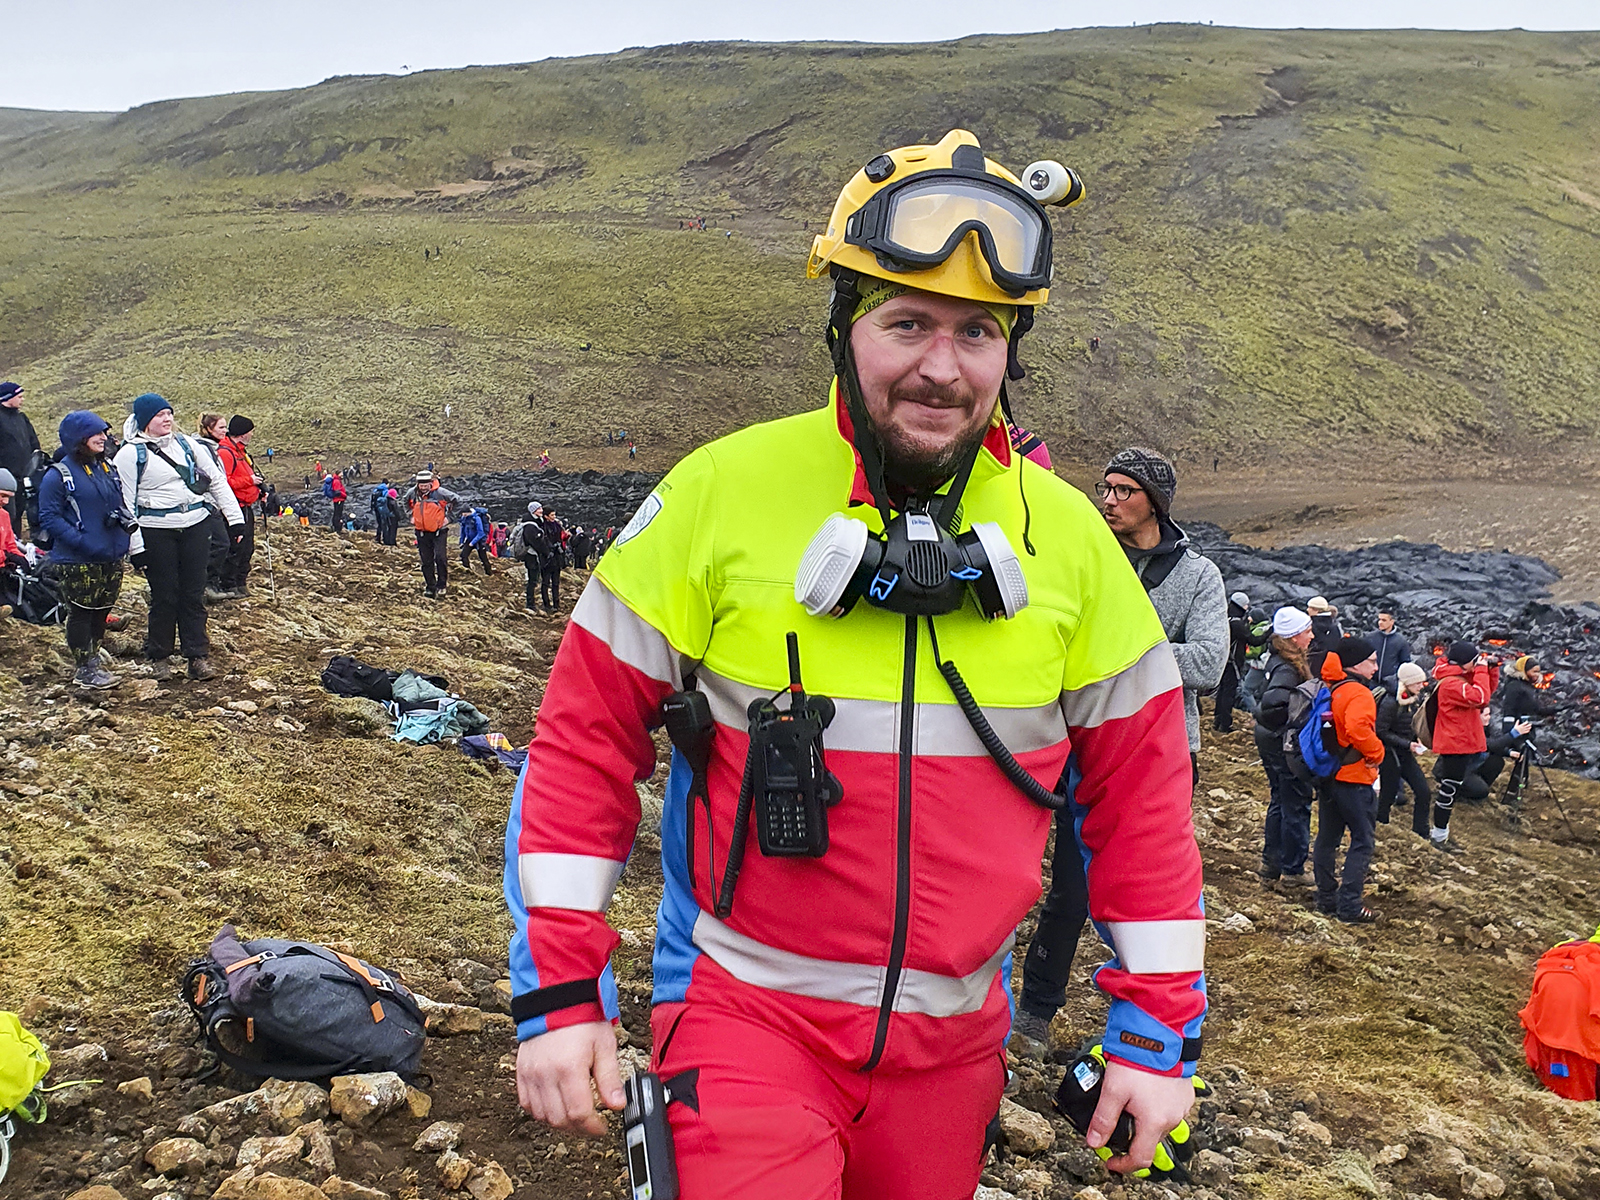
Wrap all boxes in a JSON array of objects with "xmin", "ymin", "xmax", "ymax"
[
  {"xmin": 1334, "ymin": 636, "xmax": 1378, "ymax": 668},
  {"xmin": 0, "ymin": 382, "xmax": 21, "ymax": 402},
  {"xmin": 1272, "ymin": 607, "xmax": 1312, "ymax": 638},
  {"xmin": 133, "ymin": 392, "xmax": 173, "ymax": 431},
  {"xmin": 1229, "ymin": 591, "xmax": 1250, "ymax": 609},
  {"xmin": 0, "ymin": 468, "xmax": 15, "ymax": 491},
  {"xmin": 1447, "ymin": 640, "xmax": 1476, "ymax": 666},
  {"xmin": 1396, "ymin": 662, "xmax": 1428, "ymax": 689},
  {"xmin": 527, "ymin": 501, "xmax": 543, "ymax": 516},
  {"xmin": 227, "ymin": 415, "xmax": 255, "ymax": 437},
  {"xmin": 1104, "ymin": 447, "xmax": 1177, "ymax": 515}
]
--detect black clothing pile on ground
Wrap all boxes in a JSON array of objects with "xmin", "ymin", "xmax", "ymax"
[{"xmin": 1189, "ymin": 522, "xmax": 1600, "ymax": 777}]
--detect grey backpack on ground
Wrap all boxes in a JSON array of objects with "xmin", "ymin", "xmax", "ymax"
[{"xmin": 181, "ymin": 925, "xmax": 427, "ymax": 1082}]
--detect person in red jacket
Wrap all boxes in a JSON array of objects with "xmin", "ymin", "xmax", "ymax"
[
  {"xmin": 1312, "ymin": 637, "xmax": 1385, "ymax": 923},
  {"xmin": 1429, "ymin": 640, "xmax": 1500, "ymax": 854},
  {"xmin": 217, "ymin": 416, "xmax": 263, "ymax": 596}
]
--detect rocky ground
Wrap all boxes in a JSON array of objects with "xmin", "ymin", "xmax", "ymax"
[{"xmin": 3, "ymin": 518, "xmax": 1600, "ymax": 1200}]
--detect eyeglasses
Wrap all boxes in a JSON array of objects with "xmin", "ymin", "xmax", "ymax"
[{"xmin": 1093, "ymin": 482, "xmax": 1144, "ymax": 503}]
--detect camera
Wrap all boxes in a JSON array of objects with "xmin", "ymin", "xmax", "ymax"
[{"xmin": 109, "ymin": 510, "xmax": 140, "ymax": 533}]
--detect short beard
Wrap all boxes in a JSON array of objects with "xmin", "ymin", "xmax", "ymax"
[{"xmin": 866, "ymin": 385, "xmax": 994, "ymax": 496}]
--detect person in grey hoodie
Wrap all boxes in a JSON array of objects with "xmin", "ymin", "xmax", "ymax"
[
  {"xmin": 1013, "ymin": 447, "xmax": 1225, "ymax": 1048},
  {"xmin": 1097, "ymin": 447, "xmax": 1228, "ymax": 781}
]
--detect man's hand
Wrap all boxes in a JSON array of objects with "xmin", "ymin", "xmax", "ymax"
[
  {"xmin": 1086, "ymin": 1060, "xmax": 1197, "ymax": 1174},
  {"xmin": 514, "ymin": 1022, "xmax": 625, "ymax": 1137}
]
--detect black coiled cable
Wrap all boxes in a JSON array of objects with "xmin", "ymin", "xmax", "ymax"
[{"xmin": 927, "ymin": 617, "xmax": 1064, "ymax": 811}]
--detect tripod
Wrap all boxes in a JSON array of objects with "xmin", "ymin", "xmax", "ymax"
[{"xmin": 1500, "ymin": 737, "xmax": 1574, "ymax": 836}]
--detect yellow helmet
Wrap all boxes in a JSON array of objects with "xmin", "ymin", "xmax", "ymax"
[{"xmin": 806, "ymin": 129, "xmax": 1083, "ymax": 307}]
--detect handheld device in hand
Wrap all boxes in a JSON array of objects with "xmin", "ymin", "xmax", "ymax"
[
  {"xmin": 622, "ymin": 1072, "xmax": 679, "ymax": 1200},
  {"xmin": 1054, "ymin": 1050, "xmax": 1134, "ymax": 1154}
]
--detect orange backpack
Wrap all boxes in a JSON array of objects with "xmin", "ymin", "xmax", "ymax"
[{"xmin": 1520, "ymin": 936, "xmax": 1600, "ymax": 1101}]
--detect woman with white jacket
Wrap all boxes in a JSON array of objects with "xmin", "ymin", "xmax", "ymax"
[{"xmin": 114, "ymin": 393, "xmax": 243, "ymax": 681}]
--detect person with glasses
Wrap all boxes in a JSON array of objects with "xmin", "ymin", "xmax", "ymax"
[{"xmin": 1016, "ymin": 449, "xmax": 1226, "ymax": 1054}]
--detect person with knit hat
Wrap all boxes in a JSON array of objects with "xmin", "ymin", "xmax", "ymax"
[
  {"xmin": 1215, "ymin": 590, "xmax": 1266, "ymax": 734},
  {"xmin": 216, "ymin": 415, "xmax": 263, "ymax": 596},
  {"xmin": 1426, "ymin": 640, "xmax": 1501, "ymax": 853},
  {"xmin": 113, "ymin": 393, "xmax": 244, "ymax": 681},
  {"xmin": 1499, "ymin": 655, "xmax": 1556, "ymax": 729},
  {"xmin": 1016, "ymin": 444, "xmax": 1224, "ymax": 1056},
  {"xmin": 0, "ymin": 467, "xmax": 26, "ymax": 571},
  {"xmin": 1375, "ymin": 661, "xmax": 1433, "ymax": 835},
  {"xmin": 0, "ymin": 380, "xmax": 40, "ymax": 540},
  {"xmin": 37, "ymin": 412, "xmax": 133, "ymax": 689},
  {"xmin": 1311, "ymin": 636, "xmax": 1385, "ymax": 923},
  {"xmin": 1254, "ymin": 606, "xmax": 1318, "ymax": 888}
]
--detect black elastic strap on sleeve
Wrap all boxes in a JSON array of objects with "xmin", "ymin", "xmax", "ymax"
[
  {"xmin": 1181, "ymin": 1036, "xmax": 1203, "ymax": 1062},
  {"xmin": 510, "ymin": 978, "xmax": 602, "ymax": 1024}
]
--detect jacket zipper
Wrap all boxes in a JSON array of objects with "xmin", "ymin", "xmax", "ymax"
[{"xmin": 864, "ymin": 613, "xmax": 917, "ymax": 1071}]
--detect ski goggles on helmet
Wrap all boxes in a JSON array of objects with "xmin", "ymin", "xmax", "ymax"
[{"xmin": 843, "ymin": 170, "xmax": 1055, "ymax": 298}]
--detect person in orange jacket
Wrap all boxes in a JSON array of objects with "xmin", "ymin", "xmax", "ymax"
[
  {"xmin": 1428, "ymin": 640, "xmax": 1500, "ymax": 854},
  {"xmin": 1312, "ymin": 637, "xmax": 1385, "ymax": 923}
]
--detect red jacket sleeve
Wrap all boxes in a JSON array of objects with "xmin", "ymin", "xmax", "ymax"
[
  {"xmin": 505, "ymin": 582, "xmax": 678, "ymax": 1038},
  {"xmin": 1062, "ymin": 643, "xmax": 1207, "ymax": 1077}
]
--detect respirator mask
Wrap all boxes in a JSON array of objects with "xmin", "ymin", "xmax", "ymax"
[{"xmin": 795, "ymin": 508, "xmax": 1028, "ymax": 620}]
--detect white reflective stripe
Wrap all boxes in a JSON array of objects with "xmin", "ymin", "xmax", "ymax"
[
  {"xmin": 1103, "ymin": 919, "xmax": 1207, "ymax": 974},
  {"xmin": 1059, "ymin": 643, "xmax": 1182, "ymax": 731},
  {"xmin": 695, "ymin": 667, "xmax": 1065, "ymax": 757},
  {"xmin": 518, "ymin": 852, "xmax": 626, "ymax": 913},
  {"xmin": 692, "ymin": 911, "xmax": 1011, "ymax": 1017},
  {"xmin": 570, "ymin": 578, "xmax": 686, "ymax": 688}
]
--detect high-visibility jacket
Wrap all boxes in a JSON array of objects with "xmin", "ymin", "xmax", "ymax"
[
  {"xmin": 1321, "ymin": 654, "xmax": 1384, "ymax": 785},
  {"xmin": 1520, "ymin": 935, "xmax": 1600, "ymax": 1100},
  {"xmin": 505, "ymin": 385, "xmax": 1207, "ymax": 1078}
]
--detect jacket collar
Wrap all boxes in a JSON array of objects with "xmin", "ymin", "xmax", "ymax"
[{"xmin": 831, "ymin": 377, "xmax": 1013, "ymax": 512}]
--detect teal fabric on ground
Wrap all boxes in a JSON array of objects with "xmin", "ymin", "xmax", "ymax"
[
  {"xmin": 390, "ymin": 698, "xmax": 490, "ymax": 743},
  {"xmin": 391, "ymin": 669, "xmax": 451, "ymax": 705}
]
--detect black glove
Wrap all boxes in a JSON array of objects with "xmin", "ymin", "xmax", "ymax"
[
  {"xmin": 129, "ymin": 551, "xmax": 150, "ymax": 573},
  {"xmin": 4, "ymin": 551, "xmax": 25, "ymax": 570},
  {"xmin": 228, "ymin": 525, "xmax": 246, "ymax": 544}
]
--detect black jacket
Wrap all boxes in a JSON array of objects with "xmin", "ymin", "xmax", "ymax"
[
  {"xmin": 1499, "ymin": 676, "xmax": 1555, "ymax": 723},
  {"xmin": 1228, "ymin": 602, "xmax": 1269, "ymax": 669},
  {"xmin": 1255, "ymin": 653, "xmax": 1308, "ymax": 734},
  {"xmin": 0, "ymin": 405, "xmax": 41, "ymax": 480},
  {"xmin": 1374, "ymin": 681, "xmax": 1418, "ymax": 755},
  {"xmin": 1371, "ymin": 629, "xmax": 1414, "ymax": 683}
]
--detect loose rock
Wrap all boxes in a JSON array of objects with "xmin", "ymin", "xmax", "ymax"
[
  {"xmin": 1289, "ymin": 1110, "xmax": 1333, "ymax": 1146},
  {"xmin": 321, "ymin": 1179, "xmax": 390, "ymax": 1200},
  {"xmin": 236, "ymin": 1133, "xmax": 304, "ymax": 1171},
  {"xmin": 66, "ymin": 1188, "xmax": 128, "ymax": 1200},
  {"xmin": 464, "ymin": 1162, "xmax": 514, "ymax": 1200},
  {"xmin": 1460, "ymin": 1164, "xmax": 1507, "ymax": 1199},
  {"xmin": 328, "ymin": 1071, "xmax": 409, "ymax": 1128},
  {"xmin": 1192, "ymin": 1148, "xmax": 1233, "ymax": 1186},
  {"xmin": 116, "ymin": 1075, "xmax": 154, "ymax": 1102},
  {"xmin": 997, "ymin": 1098, "xmax": 1056, "ymax": 1155},
  {"xmin": 413, "ymin": 1120, "xmax": 464, "ymax": 1152},
  {"xmin": 48, "ymin": 1041, "xmax": 109, "ymax": 1074},
  {"xmin": 416, "ymin": 996, "xmax": 485, "ymax": 1035},
  {"xmin": 438, "ymin": 1148, "xmax": 473, "ymax": 1190},
  {"xmin": 295, "ymin": 1119, "xmax": 338, "ymax": 1175},
  {"xmin": 144, "ymin": 1136, "xmax": 211, "ymax": 1176},
  {"xmin": 404, "ymin": 1085, "xmax": 433, "ymax": 1118}
]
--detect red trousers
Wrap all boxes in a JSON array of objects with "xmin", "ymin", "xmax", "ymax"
[{"xmin": 650, "ymin": 999, "xmax": 1006, "ymax": 1200}]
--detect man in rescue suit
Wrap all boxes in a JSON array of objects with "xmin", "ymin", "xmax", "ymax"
[
  {"xmin": 406, "ymin": 470, "xmax": 461, "ymax": 597},
  {"xmin": 505, "ymin": 131, "xmax": 1207, "ymax": 1197}
]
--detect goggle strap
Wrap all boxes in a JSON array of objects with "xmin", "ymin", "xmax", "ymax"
[
  {"xmin": 827, "ymin": 270, "xmax": 894, "ymax": 526},
  {"xmin": 1007, "ymin": 306, "xmax": 1035, "ymax": 382}
]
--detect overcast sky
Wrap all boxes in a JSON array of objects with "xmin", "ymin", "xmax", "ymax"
[{"xmin": 7, "ymin": 1, "xmax": 1596, "ymax": 112}]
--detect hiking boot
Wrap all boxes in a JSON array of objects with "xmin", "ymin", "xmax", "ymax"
[
  {"xmin": 204, "ymin": 586, "xmax": 232, "ymax": 604},
  {"xmin": 223, "ymin": 587, "xmax": 249, "ymax": 600},
  {"xmin": 1011, "ymin": 1009, "xmax": 1053, "ymax": 1048},
  {"xmin": 0, "ymin": 604, "xmax": 11, "ymax": 620},
  {"xmin": 73, "ymin": 656, "xmax": 121, "ymax": 690},
  {"xmin": 187, "ymin": 656, "xmax": 220, "ymax": 681},
  {"xmin": 1338, "ymin": 906, "xmax": 1380, "ymax": 924},
  {"xmin": 436, "ymin": 587, "xmax": 448, "ymax": 598},
  {"xmin": 147, "ymin": 656, "xmax": 173, "ymax": 681},
  {"xmin": 1277, "ymin": 872, "xmax": 1314, "ymax": 892},
  {"xmin": 1430, "ymin": 837, "xmax": 1463, "ymax": 856},
  {"xmin": 104, "ymin": 613, "xmax": 129, "ymax": 632}
]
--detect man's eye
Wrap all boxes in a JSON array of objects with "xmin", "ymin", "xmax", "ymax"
[
  {"xmin": 964, "ymin": 325, "xmax": 990, "ymax": 338},
  {"xmin": 897, "ymin": 320, "xmax": 918, "ymax": 331}
]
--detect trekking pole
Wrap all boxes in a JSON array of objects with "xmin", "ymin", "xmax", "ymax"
[{"xmin": 260, "ymin": 504, "xmax": 278, "ymax": 604}]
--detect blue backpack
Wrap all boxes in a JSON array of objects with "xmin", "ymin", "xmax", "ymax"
[{"xmin": 1285, "ymin": 679, "xmax": 1360, "ymax": 783}]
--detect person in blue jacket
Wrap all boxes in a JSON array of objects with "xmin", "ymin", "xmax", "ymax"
[
  {"xmin": 458, "ymin": 505, "xmax": 492, "ymax": 575},
  {"xmin": 38, "ymin": 411, "xmax": 133, "ymax": 689}
]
